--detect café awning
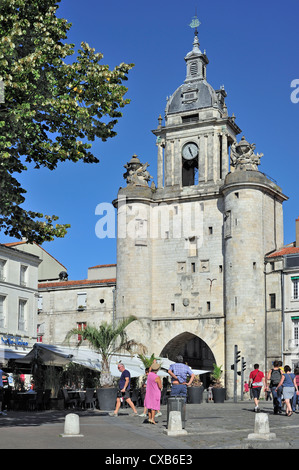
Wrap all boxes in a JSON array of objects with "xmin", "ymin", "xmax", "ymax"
[
  {"xmin": 17, "ymin": 344, "xmax": 211, "ymax": 378},
  {"xmin": 17, "ymin": 343, "xmax": 145, "ymax": 377},
  {"xmin": 0, "ymin": 347, "xmax": 29, "ymax": 362}
]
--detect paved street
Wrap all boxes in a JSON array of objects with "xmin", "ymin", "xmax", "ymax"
[{"xmin": 0, "ymin": 400, "xmax": 299, "ymax": 452}]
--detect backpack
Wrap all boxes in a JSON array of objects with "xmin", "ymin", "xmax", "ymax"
[{"xmin": 270, "ymin": 369, "xmax": 281, "ymax": 386}]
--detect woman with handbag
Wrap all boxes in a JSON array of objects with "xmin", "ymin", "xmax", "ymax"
[{"xmin": 276, "ymin": 365, "xmax": 299, "ymax": 417}]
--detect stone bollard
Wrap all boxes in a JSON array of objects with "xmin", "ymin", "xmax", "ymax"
[
  {"xmin": 247, "ymin": 413, "xmax": 276, "ymax": 441},
  {"xmin": 60, "ymin": 413, "xmax": 84, "ymax": 437},
  {"xmin": 164, "ymin": 410, "xmax": 188, "ymax": 436}
]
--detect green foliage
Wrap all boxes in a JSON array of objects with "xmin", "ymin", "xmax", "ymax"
[
  {"xmin": 137, "ymin": 353, "xmax": 158, "ymax": 369},
  {"xmin": 65, "ymin": 316, "xmax": 145, "ymax": 387},
  {"xmin": 61, "ymin": 362, "xmax": 100, "ymax": 390},
  {"xmin": 44, "ymin": 365, "xmax": 62, "ymax": 398},
  {"xmin": 0, "ymin": 0, "xmax": 134, "ymax": 243},
  {"xmin": 211, "ymin": 363, "xmax": 223, "ymax": 388},
  {"xmin": 30, "ymin": 349, "xmax": 46, "ymax": 389}
]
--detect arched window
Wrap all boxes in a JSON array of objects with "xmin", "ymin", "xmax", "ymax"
[{"xmin": 182, "ymin": 157, "xmax": 198, "ymax": 186}]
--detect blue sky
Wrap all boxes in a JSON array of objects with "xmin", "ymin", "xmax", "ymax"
[{"xmin": 3, "ymin": 0, "xmax": 299, "ymax": 280}]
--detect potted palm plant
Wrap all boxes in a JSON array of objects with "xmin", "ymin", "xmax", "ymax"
[
  {"xmin": 137, "ymin": 353, "xmax": 158, "ymax": 369},
  {"xmin": 187, "ymin": 374, "xmax": 204, "ymax": 404},
  {"xmin": 211, "ymin": 363, "xmax": 226, "ymax": 403},
  {"xmin": 65, "ymin": 315, "xmax": 145, "ymax": 410}
]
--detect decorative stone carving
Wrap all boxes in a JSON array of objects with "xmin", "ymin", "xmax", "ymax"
[
  {"xmin": 230, "ymin": 136, "xmax": 263, "ymax": 171},
  {"xmin": 123, "ymin": 154, "xmax": 153, "ymax": 186}
]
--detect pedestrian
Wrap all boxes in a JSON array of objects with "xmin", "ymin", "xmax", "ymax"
[
  {"xmin": 109, "ymin": 363, "xmax": 138, "ymax": 417},
  {"xmin": 0, "ymin": 364, "xmax": 8, "ymax": 416},
  {"xmin": 267, "ymin": 360, "xmax": 283, "ymax": 414},
  {"xmin": 265, "ymin": 387, "xmax": 272, "ymax": 401},
  {"xmin": 208, "ymin": 384, "xmax": 213, "ymax": 401},
  {"xmin": 167, "ymin": 355, "xmax": 194, "ymax": 401},
  {"xmin": 292, "ymin": 367, "xmax": 299, "ymax": 412},
  {"xmin": 276, "ymin": 365, "xmax": 299, "ymax": 417},
  {"xmin": 144, "ymin": 362, "xmax": 162, "ymax": 424},
  {"xmin": 249, "ymin": 363, "xmax": 266, "ymax": 412}
]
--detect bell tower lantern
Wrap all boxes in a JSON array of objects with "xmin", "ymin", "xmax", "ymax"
[{"xmin": 153, "ymin": 17, "xmax": 241, "ymax": 190}]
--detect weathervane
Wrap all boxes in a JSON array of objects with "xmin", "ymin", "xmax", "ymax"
[{"xmin": 189, "ymin": 9, "xmax": 201, "ymax": 36}]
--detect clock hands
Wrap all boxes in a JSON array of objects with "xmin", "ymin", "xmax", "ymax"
[{"xmin": 182, "ymin": 142, "xmax": 198, "ymax": 160}]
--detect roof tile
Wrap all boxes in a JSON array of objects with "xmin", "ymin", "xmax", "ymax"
[{"xmin": 38, "ymin": 278, "xmax": 116, "ymax": 288}]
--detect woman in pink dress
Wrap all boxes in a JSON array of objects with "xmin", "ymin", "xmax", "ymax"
[{"xmin": 144, "ymin": 362, "xmax": 162, "ymax": 424}]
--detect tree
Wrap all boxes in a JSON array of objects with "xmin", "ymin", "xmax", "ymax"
[
  {"xmin": 65, "ymin": 316, "xmax": 146, "ymax": 387},
  {"xmin": 0, "ymin": 0, "xmax": 134, "ymax": 243}
]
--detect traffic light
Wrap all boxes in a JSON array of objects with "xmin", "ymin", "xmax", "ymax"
[
  {"xmin": 242, "ymin": 358, "xmax": 246, "ymax": 371},
  {"xmin": 234, "ymin": 345, "xmax": 241, "ymax": 363}
]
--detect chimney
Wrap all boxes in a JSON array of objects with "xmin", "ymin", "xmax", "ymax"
[{"xmin": 296, "ymin": 217, "xmax": 299, "ymax": 247}]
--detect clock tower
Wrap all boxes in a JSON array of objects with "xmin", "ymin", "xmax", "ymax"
[
  {"xmin": 153, "ymin": 27, "xmax": 241, "ymax": 191},
  {"xmin": 114, "ymin": 18, "xmax": 286, "ymax": 397}
]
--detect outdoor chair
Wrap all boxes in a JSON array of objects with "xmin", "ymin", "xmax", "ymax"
[
  {"xmin": 3, "ymin": 388, "xmax": 12, "ymax": 411},
  {"xmin": 78, "ymin": 391, "xmax": 86, "ymax": 409},
  {"xmin": 36, "ymin": 389, "xmax": 44, "ymax": 411},
  {"xmin": 62, "ymin": 388, "xmax": 77, "ymax": 409},
  {"xmin": 9, "ymin": 390, "xmax": 19, "ymax": 411},
  {"xmin": 28, "ymin": 389, "xmax": 44, "ymax": 411},
  {"xmin": 131, "ymin": 389, "xmax": 140, "ymax": 407},
  {"xmin": 85, "ymin": 388, "xmax": 96, "ymax": 410},
  {"xmin": 43, "ymin": 389, "xmax": 51, "ymax": 410},
  {"xmin": 27, "ymin": 396, "xmax": 35, "ymax": 411},
  {"xmin": 161, "ymin": 388, "xmax": 168, "ymax": 405}
]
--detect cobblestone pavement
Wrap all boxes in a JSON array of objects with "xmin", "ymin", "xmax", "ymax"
[{"xmin": 0, "ymin": 400, "xmax": 298, "ymax": 450}]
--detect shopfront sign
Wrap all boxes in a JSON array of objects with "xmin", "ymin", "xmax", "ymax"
[{"xmin": 1, "ymin": 335, "xmax": 29, "ymax": 347}]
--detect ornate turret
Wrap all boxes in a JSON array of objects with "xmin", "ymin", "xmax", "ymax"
[
  {"xmin": 123, "ymin": 154, "xmax": 153, "ymax": 187},
  {"xmin": 230, "ymin": 136, "xmax": 264, "ymax": 172}
]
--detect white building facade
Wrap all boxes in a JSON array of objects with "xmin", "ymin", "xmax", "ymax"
[
  {"xmin": 0, "ymin": 244, "xmax": 41, "ymax": 362},
  {"xmin": 265, "ymin": 218, "xmax": 299, "ymax": 369},
  {"xmin": 37, "ymin": 265, "xmax": 116, "ymax": 346}
]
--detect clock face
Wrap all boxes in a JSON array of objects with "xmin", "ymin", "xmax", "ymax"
[{"xmin": 182, "ymin": 142, "xmax": 198, "ymax": 160}]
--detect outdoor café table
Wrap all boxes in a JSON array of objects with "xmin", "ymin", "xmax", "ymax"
[
  {"xmin": 67, "ymin": 390, "xmax": 82, "ymax": 398},
  {"xmin": 66, "ymin": 390, "xmax": 85, "ymax": 408}
]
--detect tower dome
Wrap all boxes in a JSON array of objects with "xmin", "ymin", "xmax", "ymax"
[{"xmin": 165, "ymin": 29, "xmax": 223, "ymax": 116}]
